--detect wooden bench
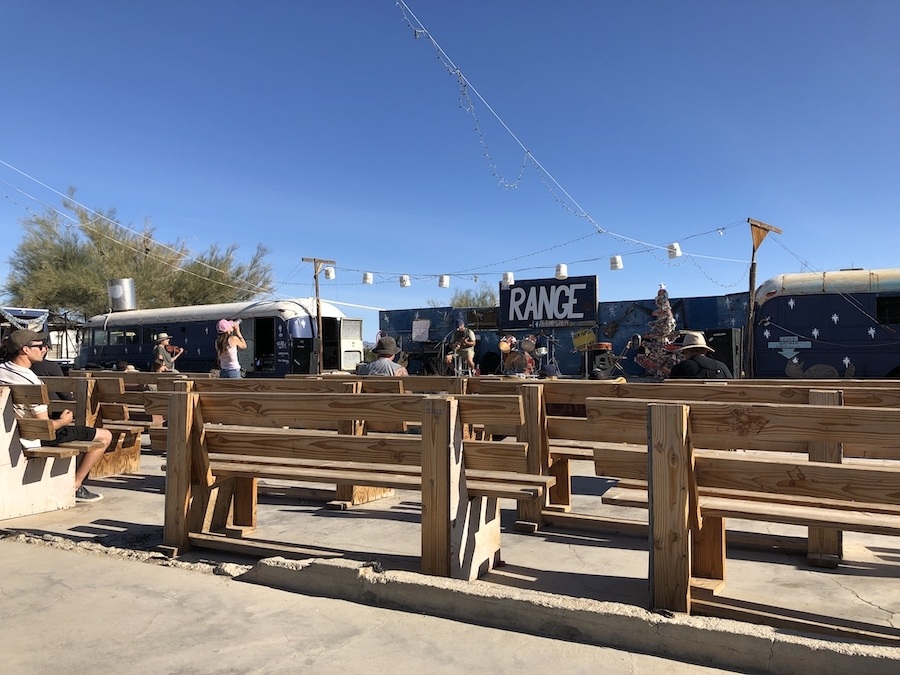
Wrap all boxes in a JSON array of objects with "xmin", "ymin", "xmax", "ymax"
[
  {"xmin": 162, "ymin": 388, "xmax": 553, "ymax": 579},
  {"xmin": 473, "ymin": 379, "xmax": 900, "ymax": 515},
  {"xmin": 39, "ymin": 376, "xmax": 146, "ymax": 477},
  {"xmin": 641, "ymin": 400, "xmax": 900, "ymax": 625},
  {"xmin": 1, "ymin": 385, "xmax": 109, "ymax": 519},
  {"xmin": 153, "ymin": 378, "xmax": 469, "ymax": 508},
  {"xmin": 187, "ymin": 378, "xmax": 381, "ymax": 507}
]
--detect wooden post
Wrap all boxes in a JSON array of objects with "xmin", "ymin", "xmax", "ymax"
[
  {"xmin": 516, "ymin": 384, "xmax": 548, "ymax": 530},
  {"xmin": 163, "ymin": 387, "xmax": 194, "ymax": 551},
  {"xmin": 648, "ymin": 402, "xmax": 693, "ymax": 614},
  {"xmin": 744, "ymin": 218, "xmax": 783, "ymax": 377},
  {"xmin": 420, "ymin": 395, "xmax": 459, "ymax": 576},
  {"xmin": 807, "ymin": 389, "xmax": 844, "ymax": 567}
]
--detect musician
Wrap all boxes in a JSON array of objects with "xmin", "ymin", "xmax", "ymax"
[
  {"xmin": 447, "ymin": 320, "xmax": 476, "ymax": 374},
  {"xmin": 153, "ymin": 332, "xmax": 184, "ymax": 373},
  {"xmin": 500, "ymin": 335, "xmax": 535, "ymax": 376}
]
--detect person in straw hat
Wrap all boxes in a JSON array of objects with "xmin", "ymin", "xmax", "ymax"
[
  {"xmin": 366, "ymin": 336, "xmax": 408, "ymax": 376},
  {"xmin": 668, "ymin": 331, "xmax": 734, "ymax": 379},
  {"xmin": 153, "ymin": 332, "xmax": 184, "ymax": 372}
]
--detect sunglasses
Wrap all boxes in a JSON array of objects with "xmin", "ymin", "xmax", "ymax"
[{"xmin": 27, "ymin": 342, "xmax": 49, "ymax": 349}]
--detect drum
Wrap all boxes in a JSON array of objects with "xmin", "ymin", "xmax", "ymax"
[
  {"xmin": 521, "ymin": 335, "xmax": 537, "ymax": 353},
  {"xmin": 534, "ymin": 346, "xmax": 549, "ymax": 357},
  {"xmin": 498, "ymin": 335, "xmax": 517, "ymax": 353},
  {"xmin": 503, "ymin": 350, "xmax": 535, "ymax": 375}
]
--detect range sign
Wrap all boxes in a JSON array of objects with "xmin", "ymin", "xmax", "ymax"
[{"xmin": 499, "ymin": 275, "xmax": 597, "ymax": 330}]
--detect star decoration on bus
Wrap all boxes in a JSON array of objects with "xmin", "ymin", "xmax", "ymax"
[
  {"xmin": 763, "ymin": 328, "xmax": 770, "ymax": 339},
  {"xmin": 811, "ymin": 328, "xmax": 819, "ymax": 339},
  {"xmin": 831, "ymin": 313, "xmax": 840, "ymax": 324},
  {"xmin": 788, "ymin": 298, "xmax": 795, "ymax": 309},
  {"xmin": 868, "ymin": 327, "xmax": 877, "ymax": 338}
]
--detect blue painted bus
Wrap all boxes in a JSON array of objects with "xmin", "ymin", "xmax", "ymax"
[
  {"xmin": 76, "ymin": 298, "xmax": 364, "ymax": 376},
  {"xmin": 753, "ymin": 268, "xmax": 900, "ymax": 378}
]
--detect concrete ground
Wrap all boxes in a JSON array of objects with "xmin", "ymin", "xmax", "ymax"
[{"xmin": 2, "ymin": 453, "xmax": 900, "ymax": 674}]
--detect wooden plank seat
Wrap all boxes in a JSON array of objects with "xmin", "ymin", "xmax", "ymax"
[
  {"xmin": 478, "ymin": 379, "xmax": 900, "ymax": 516},
  {"xmin": 163, "ymin": 389, "xmax": 553, "ymax": 580},
  {"xmin": 633, "ymin": 401, "xmax": 900, "ymax": 619},
  {"xmin": 6, "ymin": 384, "xmax": 108, "ymax": 456},
  {"xmin": 23, "ymin": 376, "xmax": 146, "ymax": 477},
  {"xmin": 579, "ymin": 394, "xmax": 900, "ymax": 566}
]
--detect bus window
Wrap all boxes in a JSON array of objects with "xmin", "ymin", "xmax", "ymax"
[
  {"xmin": 93, "ymin": 329, "xmax": 109, "ymax": 346},
  {"xmin": 108, "ymin": 329, "xmax": 139, "ymax": 345},
  {"xmin": 877, "ymin": 296, "xmax": 900, "ymax": 325}
]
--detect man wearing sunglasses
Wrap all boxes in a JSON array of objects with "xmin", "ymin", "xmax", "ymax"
[
  {"xmin": 0, "ymin": 329, "xmax": 112, "ymax": 502},
  {"xmin": 30, "ymin": 339, "xmax": 75, "ymax": 404}
]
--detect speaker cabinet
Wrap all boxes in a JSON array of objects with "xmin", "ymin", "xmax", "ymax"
[{"xmin": 703, "ymin": 328, "xmax": 743, "ymax": 378}]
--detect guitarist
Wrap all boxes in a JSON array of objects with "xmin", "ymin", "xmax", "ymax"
[{"xmin": 447, "ymin": 320, "xmax": 477, "ymax": 374}]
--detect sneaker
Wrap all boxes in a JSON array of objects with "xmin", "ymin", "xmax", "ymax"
[{"xmin": 75, "ymin": 486, "xmax": 103, "ymax": 503}]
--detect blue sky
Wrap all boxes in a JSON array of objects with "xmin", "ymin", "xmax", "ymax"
[{"xmin": 2, "ymin": 1, "xmax": 898, "ymax": 340}]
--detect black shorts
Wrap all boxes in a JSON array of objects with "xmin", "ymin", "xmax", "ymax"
[{"xmin": 42, "ymin": 425, "xmax": 97, "ymax": 447}]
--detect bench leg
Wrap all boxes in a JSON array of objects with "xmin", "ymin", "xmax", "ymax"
[
  {"xmin": 232, "ymin": 477, "xmax": 258, "ymax": 531},
  {"xmin": 692, "ymin": 515, "xmax": 725, "ymax": 581},
  {"xmin": 453, "ymin": 496, "xmax": 502, "ymax": 581},
  {"xmin": 546, "ymin": 457, "xmax": 572, "ymax": 511},
  {"xmin": 192, "ymin": 479, "xmax": 235, "ymax": 533},
  {"xmin": 88, "ymin": 431, "xmax": 141, "ymax": 478},
  {"xmin": 329, "ymin": 485, "xmax": 395, "ymax": 510},
  {"xmin": 808, "ymin": 527, "xmax": 842, "ymax": 568}
]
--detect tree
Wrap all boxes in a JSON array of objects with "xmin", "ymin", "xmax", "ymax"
[
  {"xmin": 634, "ymin": 284, "xmax": 679, "ymax": 380},
  {"xmin": 3, "ymin": 190, "xmax": 273, "ymax": 320},
  {"xmin": 428, "ymin": 282, "xmax": 498, "ymax": 308}
]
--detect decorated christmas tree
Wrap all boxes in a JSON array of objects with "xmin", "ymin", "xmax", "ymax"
[{"xmin": 634, "ymin": 283, "xmax": 679, "ymax": 380}]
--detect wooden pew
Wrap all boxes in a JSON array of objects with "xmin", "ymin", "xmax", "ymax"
[
  {"xmin": 474, "ymin": 379, "xmax": 900, "ymax": 513},
  {"xmin": 39, "ymin": 376, "xmax": 146, "ymax": 477},
  {"xmin": 162, "ymin": 386, "xmax": 553, "ymax": 580},
  {"xmin": 190, "ymin": 378, "xmax": 381, "ymax": 507},
  {"xmin": 157, "ymin": 378, "xmax": 467, "ymax": 508},
  {"xmin": 643, "ymin": 400, "xmax": 900, "ymax": 626},
  {"xmin": 582, "ymin": 391, "xmax": 900, "ymax": 558}
]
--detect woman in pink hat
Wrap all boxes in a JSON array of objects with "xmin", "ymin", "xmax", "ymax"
[{"xmin": 215, "ymin": 319, "xmax": 247, "ymax": 378}]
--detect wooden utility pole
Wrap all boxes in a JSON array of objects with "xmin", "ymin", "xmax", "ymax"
[
  {"xmin": 744, "ymin": 219, "xmax": 782, "ymax": 377},
  {"xmin": 302, "ymin": 257, "xmax": 335, "ymax": 374}
]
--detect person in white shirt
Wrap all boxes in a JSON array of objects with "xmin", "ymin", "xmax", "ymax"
[{"xmin": 0, "ymin": 329, "xmax": 113, "ymax": 502}]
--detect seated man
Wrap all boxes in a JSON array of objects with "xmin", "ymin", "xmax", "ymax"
[
  {"xmin": 668, "ymin": 331, "xmax": 734, "ymax": 379},
  {"xmin": 366, "ymin": 336, "xmax": 408, "ymax": 376},
  {"xmin": 446, "ymin": 320, "xmax": 476, "ymax": 375},
  {"xmin": 0, "ymin": 329, "xmax": 113, "ymax": 502}
]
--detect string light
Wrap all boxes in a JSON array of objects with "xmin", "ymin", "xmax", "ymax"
[
  {"xmin": 554, "ymin": 263, "xmax": 568, "ymax": 280},
  {"xmin": 0, "ymin": 158, "xmax": 753, "ymax": 297},
  {"xmin": 392, "ymin": 4, "xmax": 751, "ymax": 267},
  {"xmin": 610, "ymin": 255, "xmax": 624, "ymax": 271}
]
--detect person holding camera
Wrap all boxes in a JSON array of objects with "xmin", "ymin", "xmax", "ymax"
[{"xmin": 215, "ymin": 319, "xmax": 247, "ymax": 378}]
